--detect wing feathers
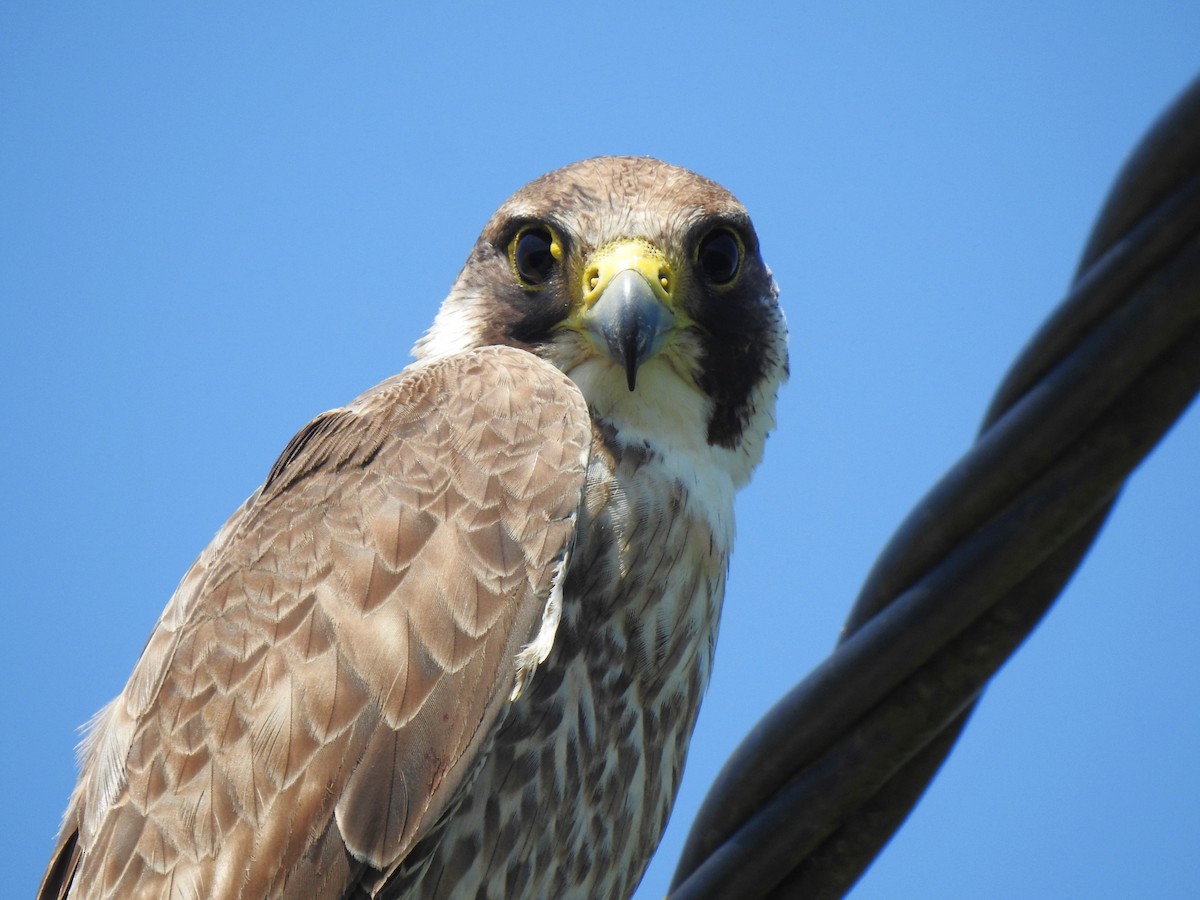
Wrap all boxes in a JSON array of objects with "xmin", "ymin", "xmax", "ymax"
[{"xmin": 41, "ymin": 347, "xmax": 591, "ymax": 900}]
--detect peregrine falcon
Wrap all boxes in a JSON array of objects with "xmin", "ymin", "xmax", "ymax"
[{"xmin": 39, "ymin": 156, "xmax": 788, "ymax": 899}]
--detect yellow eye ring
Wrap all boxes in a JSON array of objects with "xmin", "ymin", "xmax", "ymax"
[{"xmin": 509, "ymin": 225, "xmax": 563, "ymax": 288}]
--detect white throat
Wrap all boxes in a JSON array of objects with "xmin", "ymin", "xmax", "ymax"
[{"xmin": 567, "ymin": 356, "xmax": 742, "ymax": 554}]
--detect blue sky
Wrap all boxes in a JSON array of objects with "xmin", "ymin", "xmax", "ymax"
[{"xmin": 3, "ymin": 5, "xmax": 1198, "ymax": 898}]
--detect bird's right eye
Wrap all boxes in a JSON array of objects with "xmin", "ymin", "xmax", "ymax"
[{"xmin": 510, "ymin": 226, "xmax": 560, "ymax": 288}]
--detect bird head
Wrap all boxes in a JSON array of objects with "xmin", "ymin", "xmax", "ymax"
[{"xmin": 414, "ymin": 156, "xmax": 788, "ymax": 485}]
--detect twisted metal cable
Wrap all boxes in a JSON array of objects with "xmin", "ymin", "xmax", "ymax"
[{"xmin": 668, "ymin": 75, "xmax": 1200, "ymax": 900}]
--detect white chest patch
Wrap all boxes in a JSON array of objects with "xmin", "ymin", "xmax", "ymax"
[{"xmin": 567, "ymin": 356, "xmax": 739, "ymax": 555}]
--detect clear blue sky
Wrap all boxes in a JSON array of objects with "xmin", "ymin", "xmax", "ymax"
[{"xmin": 3, "ymin": 5, "xmax": 1198, "ymax": 898}]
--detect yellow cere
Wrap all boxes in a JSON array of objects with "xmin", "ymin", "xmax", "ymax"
[{"xmin": 582, "ymin": 238, "xmax": 675, "ymax": 308}]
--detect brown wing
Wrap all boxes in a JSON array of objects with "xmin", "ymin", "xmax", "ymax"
[{"xmin": 39, "ymin": 346, "xmax": 592, "ymax": 899}]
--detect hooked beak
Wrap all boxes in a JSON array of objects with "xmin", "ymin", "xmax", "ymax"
[{"xmin": 579, "ymin": 240, "xmax": 677, "ymax": 391}]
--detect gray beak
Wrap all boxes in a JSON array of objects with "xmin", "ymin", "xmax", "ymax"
[{"xmin": 583, "ymin": 268, "xmax": 675, "ymax": 391}]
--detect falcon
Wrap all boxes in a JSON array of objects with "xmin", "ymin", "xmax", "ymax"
[{"xmin": 39, "ymin": 156, "xmax": 788, "ymax": 899}]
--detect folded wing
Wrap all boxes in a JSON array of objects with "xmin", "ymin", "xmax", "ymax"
[{"xmin": 40, "ymin": 346, "xmax": 592, "ymax": 899}]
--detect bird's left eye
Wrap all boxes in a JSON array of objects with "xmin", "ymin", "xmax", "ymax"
[
  {"xmin": 511, "ymin": 226, "xmax": 559, "ymax": 287},
  {"xmin": 697, "ymin": 228, "xmax": 742, "ymax": 286}
]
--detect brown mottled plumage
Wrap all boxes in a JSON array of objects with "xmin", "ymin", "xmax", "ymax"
[{"xmin": 40, "ymin": 157, "xmax": 788, "ymax": 899}]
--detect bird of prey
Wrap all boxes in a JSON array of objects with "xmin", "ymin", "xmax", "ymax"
[{"xmin": 39, "ymin": 156, "xmax": 788, "ymax": 899}]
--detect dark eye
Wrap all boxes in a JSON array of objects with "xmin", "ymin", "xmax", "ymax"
[
  {"xmin": 512, "ymin": 226, "xmax": 558, "ymax": 286},
  {"xmin": 697, "ymin": 228, "xmax": 742, "ymax": 285}
]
